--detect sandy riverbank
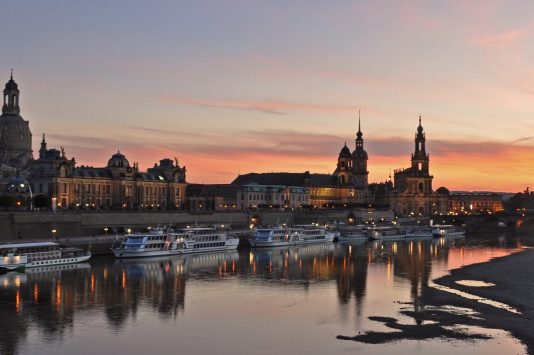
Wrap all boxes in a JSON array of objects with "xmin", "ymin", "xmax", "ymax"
[{"xmin": 339, "ymin": 248, "xmax": 534, "ymax": 353}]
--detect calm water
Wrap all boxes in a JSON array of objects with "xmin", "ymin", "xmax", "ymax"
[{"xmin": 0, "ymin": 233, "xmax": 528, "ymax": 355}]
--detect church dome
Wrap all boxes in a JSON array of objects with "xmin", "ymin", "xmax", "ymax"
[
  {"xmin": 4, "ymin": 77, "xmax": 18, "ymax": 91},
  {"xmin": 436, "ymin": 186, "xmax": 450, "ymax": 195},
  {"xmin": 107, "ymin": 151, "xmax": 130, "ymax": 168},
  {"xmin": 339, "ymin": 143, "xmax": 351, "ymax": 158}
]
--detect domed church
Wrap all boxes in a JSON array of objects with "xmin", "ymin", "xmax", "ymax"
[{"xmin": 0, "ymin": 71, "xmax": 33, "ymax": 169}]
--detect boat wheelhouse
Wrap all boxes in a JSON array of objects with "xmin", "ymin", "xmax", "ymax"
[
  {"xmin": 174, "ymin": 227, "xmax": 239, "ymax": 254},
  {"xmin": 250, "ymin": 227, "xmax": 292, "ymax": 247},
  {"xmin": 0, "ymin": 241, "xmax": 91, "ymax": 271},
  {"xmin": 432, "ymin": 225, "xmax": 466, "ymax": 237},
  {"xmin": 367, "ymin": 226, "xmax": 406, "ymax": 241},
  {"xmin": 289, "ymin": 225, "xmax": 336, "ymax": 245}
]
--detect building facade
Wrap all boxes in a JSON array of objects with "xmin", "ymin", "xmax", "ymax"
[
  {"xmin": 448, "ymin": 192, "xmax": 503, "ymax": 214},
  {"xmin": 29, "ymin": 136, "xmax": 187, "ymax": 210},
  {"xmin": 389, "ymin": 118, "xmax": 448, "ymax": 216}
]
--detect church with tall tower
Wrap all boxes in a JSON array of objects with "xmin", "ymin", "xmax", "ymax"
[
  {"xmin": 0, "ymin": 71, "xmax": 33, "ymax": 170},
  {"xmin": 333, "ymin": 112, "xmax": 368, "ymax": 189},
  {"xmin": 389, "ymin": 117, "xmax": 448, "ymax": 216}
]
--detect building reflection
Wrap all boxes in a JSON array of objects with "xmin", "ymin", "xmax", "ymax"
[
  {"xmin": 0, "ymin": 252, "xmax": 238, "ymax": 354},
  {"xmin": 0, "ymin": 233, "xmax": 522, "ymax": 354}
]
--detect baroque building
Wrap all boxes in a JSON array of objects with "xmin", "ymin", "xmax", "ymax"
[
  {"xmin": 28, "ymin": 135, "xmax": 187, "ymax": 210},
  {"xmin": 388, "ymin": 117, "xmax": 448, "ymax": 216},
  {"xmin": 333, "ymin": 115, "xmax": 369, "ymax": 189},
  {"xmin": 231, "ymin": 114, "xmax": 371, "ymax": 208},
  {"xmin": 0, "ymin": 72, "xmax": 33, "ymax": 169}
]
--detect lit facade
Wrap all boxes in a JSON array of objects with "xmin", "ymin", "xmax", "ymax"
[
  {"xmin": 29, "ymin": 136, "xmax": 187, "ymax": 210},
  {"xmin": 448, "ymin": 192, "xmax": 503, "ymax": 214}
]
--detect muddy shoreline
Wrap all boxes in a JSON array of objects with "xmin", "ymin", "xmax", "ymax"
[{"xmin": 339, "ymin": 248, "xmax": 534, "ymax": 353}]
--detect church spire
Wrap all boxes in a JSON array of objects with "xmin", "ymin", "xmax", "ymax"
[
  {"xmin": 355, "ymin": 110, "xmax": 363, "ymax": 149},
  {"xmin": 39, "ymin": 133, "xmax": 47, "ymax": 158}
]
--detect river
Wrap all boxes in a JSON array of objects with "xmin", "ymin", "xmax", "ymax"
[{"xmin": 0, "ymin": 232, "xmax": 528, "ymax": 354}]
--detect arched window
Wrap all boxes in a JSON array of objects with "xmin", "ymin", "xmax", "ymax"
[{"xmin": 418, "ymin": 182, "xmax": 424, "ymax": 193}]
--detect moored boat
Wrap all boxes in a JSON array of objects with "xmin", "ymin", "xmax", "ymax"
[
  {"xmin": 401, "ymin": 226, "xmax": 433, "ymax": 238},
  {"xmin": 337, "ymin": 225, "xmax": 368, "ymax": 242},
  {"xmin": 0, "ymin": 241, "xmax": 91, "ymax": 271},
  {"xmin": 250, "ymin": 227, "xmax": 292, "ymax": 247},
  {"xmin": 290, "ymin": 225, "xmax": 336, "ymax": 245},
  {"xmin": 250, "ymin": 224, "xmax": 334, "ymax": 247},
  {"xmin": 432, "ymin": 225, "xmax": 466, "ymax": 237},
  {"xmin": 112, "ymin": 227, "xmax": 239, "ymax": 258},
  {"xmin": 367, "ymin": 226, "xmax": 406, "ymax": 241}
]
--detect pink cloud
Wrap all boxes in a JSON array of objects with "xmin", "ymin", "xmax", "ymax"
[
  {"xmin": 160, "ymin": 97, "xmax": 356, "ymax": 115},
  {"xmin": 472, "ymin": 27, "xmax": 531, "ymax": 47}
]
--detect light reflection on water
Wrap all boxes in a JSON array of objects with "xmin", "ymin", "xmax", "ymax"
[{"xmin": 0, "ymin": 233, "xmax": 527, "ymax": 355}]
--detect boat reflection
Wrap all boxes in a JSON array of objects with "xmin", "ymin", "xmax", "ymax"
[{"xmin": 0, "ymin": 233, "xmax": 522, "ymax": 355}]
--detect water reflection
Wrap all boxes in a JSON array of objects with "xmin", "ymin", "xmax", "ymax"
[{"xmin": 0, "ymin": 233, "xmax": 523, "ymax": 354}]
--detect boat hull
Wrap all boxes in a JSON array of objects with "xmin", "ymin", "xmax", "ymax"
[
  {"xmin": 250, "ymin": 236, "xmax": 335, "ymax": 248},
  {"xmin": 432, "ymin": 231, "xmax": 466, "ymax": 238},
  {"xmin": 0, "ymin": 264, "xmax": 26, "ymax": 272},
  {"xmin": 25, "ymin": 254, "xmax": 92, "ymax": 268}
]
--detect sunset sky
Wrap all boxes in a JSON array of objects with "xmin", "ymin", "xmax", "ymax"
[{"xmin": 1, "ymin": 1, "xmax": 534, "ymax": 191}]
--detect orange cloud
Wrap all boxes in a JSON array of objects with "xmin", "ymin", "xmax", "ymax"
[{"xmin": 44, "ymin": 130, "xmax": 534, "ymax": 192}]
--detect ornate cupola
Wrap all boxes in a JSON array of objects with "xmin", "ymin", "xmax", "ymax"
[
  {"xmin": 411, "ymin": 115, "xmax": 430, "ymax": 176},
  {"xmin": 334, "ymin": 142, "xmax": 352, "ymax": 185},
  {"xmin": 3, "ymin": 70, "xmax": 20, "ymax": 115}
]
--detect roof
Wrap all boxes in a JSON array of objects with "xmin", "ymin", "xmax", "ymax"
[
  {"xmin": 232, "ymin": 173, "xmax": 307, "ymax": 186},
  {"xmin": 232, "ymin": 172, "xmax": 339, "ymax": 187}
]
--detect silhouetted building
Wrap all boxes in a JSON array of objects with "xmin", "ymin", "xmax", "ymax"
[
  {"xmin": 0, "ymin": 72, "xmax": 33, "ymax": 170},
  {"xmin": 233, "ymin": 116, "xmax": 370, "ymax": 207},
  {"xmin": 389, "ymin": 117, "xmax": 448, "ymax": 216}
]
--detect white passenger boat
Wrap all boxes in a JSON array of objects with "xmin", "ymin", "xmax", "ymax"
[
  {"xmin": 250, "ymin": 225, "xmax": 335, "ymax": 247},
  {"xmin": 0, "ymin": 241, "xmax": 91, "ymax": 271},
  {"xmin": 432, "ymin": 225, "xmax": 466, "ymax": 237},
  {"xmin": 337, "ymin": 226, "xmax": 368, "ymax": 242},
  {"xmin": 367, "ymin": 226, "xmax": 406, "ymax": 241},
  {"xmin": 290, "ymin": 225, "xmax": 336, "ymax": 245},
  {"xmin": 401, "ymin": 226, "xmax": 433, "ymax": 238},
  {"xmin": 112, "ymin": 227, "xmax": 239, "ymax": 258},
  {"xmin": 250, "ymin": 227, "xmax": 292, "ymax": 247}
]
